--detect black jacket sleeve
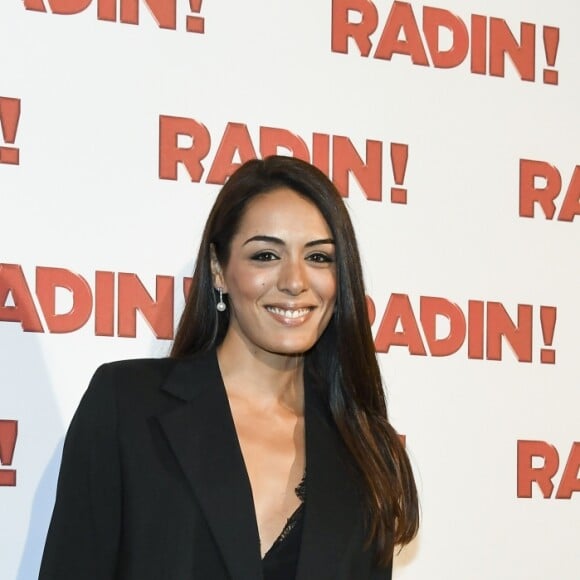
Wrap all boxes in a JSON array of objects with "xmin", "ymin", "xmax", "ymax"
[{"xmin": 39, "ymin": 364, "xmax": 122, "ymax": 579}]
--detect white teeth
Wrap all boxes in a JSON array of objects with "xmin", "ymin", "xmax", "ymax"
[{"xmin": 266, "ymin": 306, "xmax": 310, "ymax": 319}]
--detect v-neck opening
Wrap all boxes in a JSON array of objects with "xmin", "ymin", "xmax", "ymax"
[{"xmin": 261, "ymin": 471, "xmax": 306, "ymax": 560}]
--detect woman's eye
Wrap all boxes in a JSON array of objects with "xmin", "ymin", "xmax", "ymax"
[
  {"xmin": 251, "ymin": 251, "xmax": 279, "ymax": 261},
  {"xmin": 307, "ymin": 252, "xmax": 334, "ymax": 263}
]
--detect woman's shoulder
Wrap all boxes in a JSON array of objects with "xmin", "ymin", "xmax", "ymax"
[
  {"xmin": 95, "ymin": 356, "xmax": 178, "ymax": 382},
  {"xmin": 80, "ymin": 356, "xmax": 180, "ymax": 411},
  {"xmin": 77, "ymin": 350, "xmax": 221, "ymax": 421},
  {"xmin": 86, "ymin": 356, "xmax": 176, "ymax": 392},
  {"xmin": 86, "ymin": 351, "xmax": 218, "ymax": 408}
]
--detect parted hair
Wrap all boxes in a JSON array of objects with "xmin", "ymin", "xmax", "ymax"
[{"xmin": 171, "ymin": 155, "xmax": 419, "ymax": 565}]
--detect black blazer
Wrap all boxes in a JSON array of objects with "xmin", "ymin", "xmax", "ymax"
[{"xmin": 39, "ymin": 350, "xmax": 392, "ymax": 579}]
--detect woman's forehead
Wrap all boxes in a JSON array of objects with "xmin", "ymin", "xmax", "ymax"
[{"xmin": 234, "ymin": 188, "xmax": 332, "ymax": 240}]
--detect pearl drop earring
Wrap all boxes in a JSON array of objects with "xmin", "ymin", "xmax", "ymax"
[{"xmin": 216, "ymin": 288, "xmax": 227, "ymax": 312}]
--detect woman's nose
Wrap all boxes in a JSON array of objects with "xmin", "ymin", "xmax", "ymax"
[{"xmin": 278, "ymin": 259, "xmax": 308, "ymax": 295}]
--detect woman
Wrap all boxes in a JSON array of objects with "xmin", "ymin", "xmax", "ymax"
[{"xmin": 40, "ymin": 156, "xmax": 419, "ymax": 579}]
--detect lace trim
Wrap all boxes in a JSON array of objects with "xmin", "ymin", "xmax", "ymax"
[
  {"xmin": 264, "ymin": 472, "xmax": 306, "ymax": 556},
  {"xmin": 295, "ymin": 472, "xmax": 306, "ymax": 502}
]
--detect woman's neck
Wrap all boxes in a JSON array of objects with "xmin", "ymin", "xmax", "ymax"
[{"xmin": 216, "ymin": 334, "xmax": 305, "ymax": 413}]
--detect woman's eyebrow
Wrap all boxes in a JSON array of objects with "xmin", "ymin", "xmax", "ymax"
[
  {"xmin": 305, "ymin": 238, "xmax": 335, "ymax": 247},
  {"xmin": 242, "ymin": 235, "xmax": 284, "ymax": 246},
  {"xmin": 242, "ymin": 235, "xmax": 335, "ymax": 247}
]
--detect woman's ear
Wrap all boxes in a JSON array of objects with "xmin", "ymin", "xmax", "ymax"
[{"xmin": 210, "ymin": 244, "xmax": 226, "ymax": 291}]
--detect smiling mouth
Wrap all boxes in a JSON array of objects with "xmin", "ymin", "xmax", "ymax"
[{"xmin": 265, "ymin": 306, "xmax": 313, "ymax": 319}]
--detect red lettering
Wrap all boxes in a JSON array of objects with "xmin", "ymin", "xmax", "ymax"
[
  {"xmin": 519, "ymin": 159, "xmax": 561, "ymax": 219},
  {"xmin": 331, "ymin": 0, "xmax": 378, "ymax": 56},
  {"xmin": 0, "ymin": 264, "xmax": 44, "ymax": 332},
  {"xmin": 23, "ymin": 0, "xmax": 47, "ymax": 11},
  {"xmin": 422, "ymin": 7, "xmax": 469, "ymax": 68},
  {"xmin": 517, "ymin": 440, "xmax": 559, "ymax": 498},
  {"xmin": 0, "ymin": 420, "xmax": 18, "ymax": 487},
  {"xmin": 117, "ymin": 273, "xmax": 174, "ymax": 339},
  {"xmin": 470, "ymin": 14, "xmax": 487, "ymax": 74},
  {"xmin": 312, "ymin": 133, "xmax": 331, "ymax": 178},
  {"xmin": 374, "ymin": 1, "xmax": 429, "ymax": 65},
  {"xmin": 558, "ymin": 166, "xmax": 580, "ymax": 222},
  {"xmin": 183, "ymin": 277, "xmax": 192, "ymax": 300},
  {"xmin": 186, "ymin": 0, "xmax": 204, "ymax": 34},
  {"xmin": 332, "ymin": 136, "xmax": 383, "ymax": 201},
  {"xmin": 36, "ymin": 267, "xmax": 92, "ymax": 333},
  {"xmin": 375, "ymin": 294, "xmax": 427, "ymax": 355},
  {"xmin": 467, "ymin": 300, "xmax": 484, "ymax": 359},
  {"xmin": 206, "ymin": 123, "xmax": 257, "ymax": 185},
  {"xmin": 158, "ymin": 115, "xmax": 211, "ymax": 182},
  {"xmin": 366, "ymin": 295, "xmax": 376, "ymax": 326},
  {"xmin": 119, "ymin": 0, "xmax": 176, "ymax": 30},
  {"xmin": 97, "ymin": 0, "xmax": 116, "ymax": 21},
  {"xmin": 555, "ymin": 443, "xmax": 580, "ymax": 499},
  {"xmin": 158, "ymin": 117, "xmax": 389, "ymax": 202},
  {"xmin": 487, "ymin": 302, "xmax": 533, "ymax": 363},
  {"xmin": 489, "ymin": 18, "xmax": 535, "ymax": 81},
  {"xmin": 520, "ymin": 160, "xmax": 580, "ymax": 222},
  {"xmin": 259, "ymin": 127, "xmax": 310, "ymax": 161},
  {"xmin": 2, "ymin": 266, "xmax": 559, "ymax": 359},
  {"xmin": 25, "ymin": 0, "xmax": 178, "ymax": 28},
  {"xmin": 420, "ymin": 296, "xmax": 466, "ymax": 356},
  {"xmin": 331, "ymin": 5, "xmax": 557, "ymax": 85},
  {"xmin": 371, "ymin": 296, "xmax": 548, "ymax": 362},
  {"xmin": 95, "ymin": 271, "xmax": 115, "ymax": 336},
  {"xmin": 46, "ymin": 0, "xmax": 91, "ymax": 15}
]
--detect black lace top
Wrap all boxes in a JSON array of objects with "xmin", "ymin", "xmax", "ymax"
[{"xmin": 262, "ymin": 473, "xmax": 306, "ymax": 580}]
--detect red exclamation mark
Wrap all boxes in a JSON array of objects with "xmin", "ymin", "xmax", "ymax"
[
  {"xmin": 390, "ymin": 143, "xmax": 408, "ymax": 204},
  {"xmin": 542, "ymin": 26, "xmax": 559, "ymax": 85},
  {"xmin": 187, "ymin": 0, "xmax": 204, "ymax": 34},
  {"xmin": 0, "ymin": 97, "xmax": 21, "ymax": 166},
  {"xmin": 0, "ymin": 420, "xmax": 18, "ymax": 486},
  {"xmin": 540, "ymin": 306, "xmax": 556, "ymax": 364}
]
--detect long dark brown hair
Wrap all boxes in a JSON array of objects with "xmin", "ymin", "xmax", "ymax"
[{"xmin": 171, "ymin": 155, "xmax": 419, "ymax": 564}]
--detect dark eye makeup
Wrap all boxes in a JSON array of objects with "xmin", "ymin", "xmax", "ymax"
[
  {"xmin": 249, "ymin": 250, "xmax": 334, "ymax": 263},
  {"xmin": 307, "ymin": 252, "xmax": 334, "ymax": 263},
  {"xmin": 250, "ymin": 251, "xmax": 279, "ymax": 261}
]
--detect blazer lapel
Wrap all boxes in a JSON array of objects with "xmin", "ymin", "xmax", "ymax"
[
  {"xmin": 156, "ymin": 350, "xmax": 263, "ymax": 580},
  {"xmin": 296, "ymin": 379, "xmax": 362, "ymax": 580}
]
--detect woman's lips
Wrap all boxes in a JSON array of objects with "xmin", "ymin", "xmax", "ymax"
[{"xmin": 265, "ymin": 305, "xmax": 314, "ymax": 325}]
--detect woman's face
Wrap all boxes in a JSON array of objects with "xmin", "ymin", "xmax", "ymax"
[{"xmin": 213, "ymin": 187, "xmax": 337, "ymax": 359}]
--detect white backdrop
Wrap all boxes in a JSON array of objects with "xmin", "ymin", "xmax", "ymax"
[{"xmin": 1, "ymin": 1, "xmax": 579, "ymax": 578}]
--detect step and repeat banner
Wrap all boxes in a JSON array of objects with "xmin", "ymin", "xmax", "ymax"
[{"xmin": 1, "ymin": 1, "xmax": 579, "ymax": 578}]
